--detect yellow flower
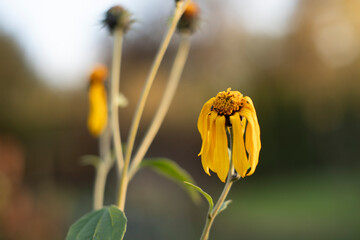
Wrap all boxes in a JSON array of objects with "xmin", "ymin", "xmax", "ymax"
[
  {"xmin": 88, "ymin": 65, "xmax": 108, "ymax": 136},
  {"xmin": 198, "ymin": 88, "xmax": 261, "ymax": 182}
]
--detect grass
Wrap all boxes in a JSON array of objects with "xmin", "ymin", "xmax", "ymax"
[{"xmin": 211, "ymin": 170, "xmax": 360, "ymax": 239}]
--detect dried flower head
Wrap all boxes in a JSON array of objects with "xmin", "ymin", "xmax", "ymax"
[
  {"xmin": 177, "ymin": 2, "xmax": 200, "ymax": 34},
  {"xmin": 198, "ymin": 88, "xmax": 261, "ymax": 182},
  {"xmin": 103, "ymin": 6, "xmax": 133, "ymax": 33}
]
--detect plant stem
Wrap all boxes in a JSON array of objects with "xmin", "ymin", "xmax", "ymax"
[
  {"xmin": 93, "ymin": 125, "xmax": 112, "ymax": 210},
  {"xmin": 128, "ymin": 34, "xmax": 191, "ymax": 181},
  {"xmin": 93, "ymin": 160, "xmax": 107, "ymax": 210},
  {"xmin": 117, "ymin": 0, "xmax": 190, "ymax": 211},
  {"xmin": 200, "ymin": 129, "xmax": 236, "ymax": 240},
  {"xmin": 200, "ymin": 178, "xmax": 234, "ymax": 240},
  {"xmin": 111, "ymin": 28, "xmax": 125, "ymax": 172}
]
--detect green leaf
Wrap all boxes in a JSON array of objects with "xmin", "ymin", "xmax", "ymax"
[
  {"xmin": 117, "ymin": 93, "xmax": 128, "ymax": 108},
  {"xmin": 141, "ymin": 158, "xmax": 201, "ymax": 204},
  {"xmin": 80, "ymin": 155, "xmax": 101, "ymax": 168},
  {"xmin": 184, "ymin": 181, "xmax": 214, "ymax": 212},
  {"xmin": 66, "ymin": 205, "xmax": 127, "ymax": 240},
  {"xmin": 218, "ymin": 200, "xmax": 232, "ymax": 214}
]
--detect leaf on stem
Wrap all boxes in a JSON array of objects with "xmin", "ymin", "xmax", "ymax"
[
  {"xmin": 66, "ymin": 205, "xmax": 127, "ymax": 240},
  {"xmin": 183, "ymin": 181, "xmax": 214, "ymax": 212},
  {"xmin": 218, "ymin": 199, "xmax": 232, "ymax": 215},
  {"xmin": 141, "ymin": 158, "xmax": 201, "ymax": 204},
  {"xmin": 117, "ymin": 92, "xmax": 128, "ymax": 107},
  {"xmin": 80, "ymin": 155, "xmax": 101, "ymax": 168}
]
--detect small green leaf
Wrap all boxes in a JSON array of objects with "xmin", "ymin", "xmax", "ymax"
[
  {"xmin": 218, "ymin": 200, "xmax": 232, "ymax": 214},
  {"xmin": 80, "ymin": 155, "xmax": 101, "ymax": 168},
  {"xmin": 66, "ymin": 205, "xmax": 127, "ymax": 240},
  {"xmin": 141, "ymin": 158, "xmax": 201, "ymax": 203},
  {"xmin": 117, "ymin": 93, "xmax": 128, "ymax": 107},
  {"xmin": 184, "ymin": 181, "xmax": 214, "ymax": 212}
]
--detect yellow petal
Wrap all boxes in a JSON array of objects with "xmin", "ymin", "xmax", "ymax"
[
  {"xmin": 230, "ymin": 113, "xmax": 249, "ymax": 178},
  {"xmin": 243, "ymin": 96, "xmax": 261, "ymax": 149},
  {"xmin": 202, "ymin": 112, "xmax": 217, "ymax": 174},
  {"xmin": 198, "ymin": 99, "xmax": 213, "ymax": 155},
  {"xmin": 197, "ymin": 98, "xmax": 215, "ymax": 140},
  {"xmin": 213, "ymin": 116, "xmax": 229, "ymax": 182},
  {"xmin": 88, "ymin": 83, "xmax": 108, "ymax": 136},
  {"xmin": 244, "ymin": 99, "xmax": 261, "ymax": 173},
  {"xmin": 239, "ymin": 108, "xmax": 260, "ymax": 176},
  {"xmin": 198, "ymin": 98, "xmax": 215, "ymax": 156}
]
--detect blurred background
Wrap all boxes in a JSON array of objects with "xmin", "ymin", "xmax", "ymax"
[{"xmin": 0, "ymin": 0, "xmax": 359, "ymax": 239}]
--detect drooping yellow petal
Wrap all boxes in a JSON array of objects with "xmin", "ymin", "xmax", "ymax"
[
  {"xmin": 201, "ymin": 112, "xmax": 217, "ymax": 175},
  {"xmin": 244, "ymin": 99, "xmax": 261, "ymax": 175},
  {"xmin": 239, "ymin": 108, "xmax": 260, "ymax": 176},
  {"xmin": 243, "ymin": 96, "xmax": 261, "ymax": 149},
  {"xmin": 88, "ymin": 82, "xmax": 108, "ymax": 136},
  {"xmin": 198, "ymin": 98, "xmax": 215, "ymax": 156},
  {"xmin": 230, "ymin": 112, "xmax": 249, "ymax": 178},
  {"xmin": 213, "ymin": 116, "xmax": 229, "ymax": 182},
  {"xmin": 197, "ymin": 98, "xmax": 215, "ymax": 139}
]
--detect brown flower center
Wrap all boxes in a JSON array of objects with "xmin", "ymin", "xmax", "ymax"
[{"xmin": 212, "ymin": 88, "xmax": 243, "ymax": 116}]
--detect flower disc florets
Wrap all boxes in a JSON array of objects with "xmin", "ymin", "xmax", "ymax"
[{"xmin": 212, "ymin": 88, "xmax": 243, "ymax": 116}]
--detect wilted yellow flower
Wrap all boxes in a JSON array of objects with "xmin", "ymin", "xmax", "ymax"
[
  {"xmin": 198, "ymin": 88, "xmax": 261, "ymax": 182},
  {"xmin": 88, "ymin": 65, "xmax": 108, "ymax": 136}
]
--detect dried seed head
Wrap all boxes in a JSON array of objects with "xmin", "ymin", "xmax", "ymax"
[
  {"xmin": 103, "ymin": 6, "xmax": 133, "ymax": 33},
  {"xmin": 177, "ymin": 2, "xmax": 200, "ymax": 34}
]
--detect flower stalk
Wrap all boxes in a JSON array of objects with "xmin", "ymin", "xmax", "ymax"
[
  {"xmin": 128, "ymin": 33, "xmax": 191, "ymax": 181},
  {"xmin": 93, "ymin": 125, "xmax": 113, "ymax": 210},
  {"xmin": 111, "ymin": 28, "xmax": 125, "ymax": 173},
  {"xmin": 117, "ymin": 0, "xmax": 191, "ymax": 211}
]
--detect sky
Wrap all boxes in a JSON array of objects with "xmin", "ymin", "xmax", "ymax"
[{"xmin": 0, "ymin": 0, "xmax": 298, "ymax": 89}]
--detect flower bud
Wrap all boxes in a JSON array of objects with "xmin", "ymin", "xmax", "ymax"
[
  {"xmin": 177, "ymin": 2, "xmax": 200, "ymax": 34},
  {"xmin": 90, "ymin": 64, "xmax": 108, "ymax": 84},
  {"xmin": 103, "ymin": 6, "xmax": 133, "ymax": 33}
]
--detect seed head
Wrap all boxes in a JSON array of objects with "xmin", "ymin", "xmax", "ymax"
[{"xmin": 103, "ymin": 6, "xmax": 133, "ymax": 33}]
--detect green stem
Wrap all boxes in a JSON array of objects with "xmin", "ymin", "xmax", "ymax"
[
  {"xmin": 111, "ymin": 29, "xmax": 125, "ymax": 172},
  {"xmin": 200, "ymin": 177, "xmax": 233, "ymax": 240},
  {"xmin": 93, "ymin": 160, "xmax": 107, "ymax": 210},
  {"xmin": 128, "ymin": 34, "xmax": 191, "ymax": 181},
  {"xmin": 93, "ymin": 125, "xmax": 112, "ymax": 210},
  {"xmin": 200, "ymin": 128, "xmax": 236, "ymax": 240},
  {"xmin": 117, "ymin": 0, "xmax": 190, "ymax": 211}
]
